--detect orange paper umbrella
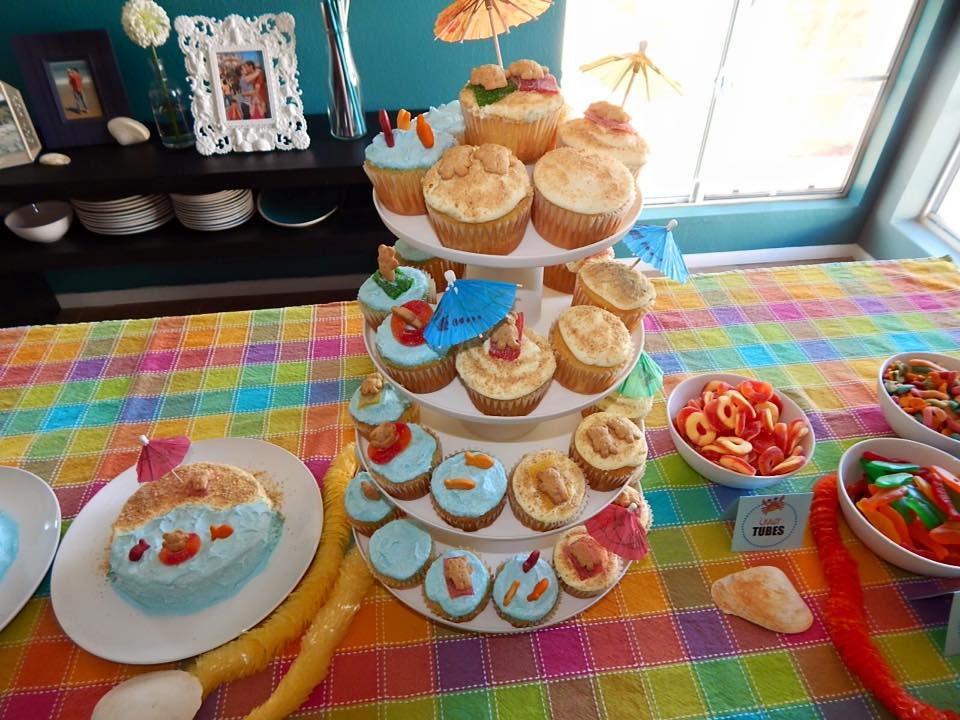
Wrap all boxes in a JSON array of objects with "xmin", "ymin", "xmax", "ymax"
[
  {"xmin": 435, "ymin": 0, "xmax": 553, "ymax": 68},
  {"xmin": 580, "ymin": 41, "xmax": 682, "ymax": 107}
]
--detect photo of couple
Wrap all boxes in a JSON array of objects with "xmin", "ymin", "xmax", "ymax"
[
  {"xmin": 47, "ymin": 59, "xmax": 104, "ymax": 121},
  {"xmin": 217, "ymin": 50, "xmax": 271, "ymax": 123}
]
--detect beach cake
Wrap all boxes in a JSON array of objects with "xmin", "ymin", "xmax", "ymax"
[{"xmin": 107, "ymin": 462, "xmax": 283, "ymax": 615}]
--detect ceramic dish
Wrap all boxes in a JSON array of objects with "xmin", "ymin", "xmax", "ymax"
[
  {"xmin": 257, "ymin": 187, "xmax": 339, "ymax": 228},
  {"xmin": 4, "ymin": 201, "xmax": 73, "ymax": 243},
  {"xmin": 837, "ymin": 437, "xmax": 960, "ymax": 578}
]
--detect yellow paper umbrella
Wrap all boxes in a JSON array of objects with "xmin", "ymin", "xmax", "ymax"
[
  {"xmin": 580, "ymin": 41, "xmax": 682, "ymax": 107},
  {"xmin": 435, "ymin": 0, "xmax": 553, "ymax": 68}
]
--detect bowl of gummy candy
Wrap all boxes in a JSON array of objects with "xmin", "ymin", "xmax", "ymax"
[
  {"xmin": 667, "ymin": 373, "xmax": 815, "ymax": 489},
  {"xmin": 838, "ymin": 437, "xmax": 960, "ymax": 577},
  {"xmin": 878, "ymin": 352, "xmax": 960, "ymax": 457}
]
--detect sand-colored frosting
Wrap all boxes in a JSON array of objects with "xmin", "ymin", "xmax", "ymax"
[
  {"xmin": 459, "ymin": 81, "xmax": 563, "ymax": 123},
  {"xmin": 533, "ymin": 147, "xmax": 635, "ymax": 215},
  {"xmin": 422, "ymin": 144, "xmax": 531, "ymax": 223},
  {"xmin": 573, "ymin": 412, "xmax": 647, "ymax": 471},
  {"xmin": 592, "ymin": 391, "xmax": 653, "ymax": 420},
  {"xmin": 113, "ymin": 462, "xmax": 270, "ymax": 533},
  {"xmin": 578, "ymin": 261, "xmax": 656, "ymax": 311},
  {"xmin": 553, "ymin": 525, "xmax": 621, "ymax": 593},
  {"xmin": 557, "ymin": 118, "xmax": 649, "ymax": 171},
  {"xmin": 456, "ymin": 330, "xmax": 555, "ymax": 400},
  {"xmin": 511, "ymin": 450, "xmax": 586, "ymax": 525},
  {"xmin": 564, "ymin": 247, "xmax": 615, "ymax": 273},
  {"xmin": 555, "ymin": 306, "xmax": 632, "ymax": 367}
]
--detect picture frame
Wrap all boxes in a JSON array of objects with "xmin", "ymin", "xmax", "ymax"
[
  {"xmin": 174, "ymin": 13, "xmax": 309, "ymax": 155},
  {"xmin": 0, "ymin": 81, "xmax": 42, "ymax": 169},
  {"xmin": 11, "ymin": 30, "xmax": 130, "ymax": 149}
]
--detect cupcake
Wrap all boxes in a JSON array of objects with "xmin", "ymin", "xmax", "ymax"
[
  {"xmin": 613, "ymin": 483, "xmax": 654, "ymax": 535},
  {"xmin": 581, "ymin": 390, "xmax": 653, "ymax": 424},
  {"xmin": 363, "ymin": 113, "xmax": 457, "ymax": 215},
  {"xmin": 375, "ymin": 301, "xmax": 456, "ymax": 394},
  {"xmin": 492, "ymin": 550, "xmax": 560, "ymax": 628},
  {"xmin": 357, "ymin": 244, "xmax": 435, "ymax": 329},
  {"xmin": 508, "ymin": 450, "xmax": 587, "ymax": 532},
  {"xmin": 364, "ymin": 421, "xmax": 441, "ymax": 500},
  {"xmin": 553, "ymin": 526, "xmax": 622, "ymax": 598},
  {"xmin": 368, "ymin": 519, "xmax": 433, "ymax": 589},
  {"xmin": 557, "ymin": 101, "xmax": 649, "ymax": 177},
  {"xmin": 349, "ymin": 371, "xmax": 420, "ymax": 440},
  {"xmin": 569, "ymin": 412, "xmax": 647, "ymax": 491},
  {"xmin": 423, "ymin": 100, "xmax": 465, "ymax": 144},
  {"xmin": 422, "ymin": 549, "xmax": 491, "ymax": 623},
  {"xmin": 550, "ymin": 305, "xmax": 633, "ymax": 394},
  {"xmin": 422, "ymin": 144, "xmax": 532, "ymax": 255},
  {"xmin": 394, "ymin": 237, "xmax": 465, "ymax": 293},
  {"xmin": 345, "ymin": 470, "xmax": 401, "ymax": 536},
  {"xmin": 543, "ymin": 247, "xmax": 615, "ymax": 294},
  {"xmin": 532, "ymin": 147, "xmax": 637, "ymax": 249},
  {"xmin": 572, "ymin": 261, "xmax": 656, "ymax": 331},
  {"xmin": 459, "ymin": 60, "xmax": 563, "ymax": 164},
  {"xmin": 455, "ymin": 313, "xmax": 555, "ymax": 416},
  {"xmin": 429, "ymin": 450, "xmax": 507, "ymax": 531}
]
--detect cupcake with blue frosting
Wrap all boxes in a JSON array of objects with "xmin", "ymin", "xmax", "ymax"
[
  {"xmin": 358, "ymin": 244, "xmax": 435, "ymax": 329},
  {"xmin": 368, "ymin": 519, "xmax": 433, "ymax": 589},
  {"xmin": 424, "ymin": 100, "xmax": 465, "ymax": 144},
  {"xmin": 492, "ymin": 550, "xmax": 560, "ymax": 628},
  {"xmin": 364, "ymin": 111, "xmax": 457, "ymax": 215},
  {"xmin": 345, "ymin": 470, "xmax": 401, "ymax": 536},
  {"xmin": 349, "ymin": 371, "xmax": 420, "ymax": 440},
  {"xmin": 365, "ymin": 421, "xmax": 441, "ymax": 500},
  {"xmin": 430, "ymin": 450, "xmax": 508, "ymax": 531},
  {"xmin": 375, "ymin": 299, "xmax": 456, "ymax": 394},
  {"xmin": 423, "ymin": 549, "xmax": 491, "ymax": 623},
  {"xmin": 394, "ymin": 237, "xmax": 464, "ymax": 293}
]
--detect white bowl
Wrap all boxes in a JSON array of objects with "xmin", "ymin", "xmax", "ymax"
[
  {"xmin": 4, "ymin": 201, "xmax": 73, "ymax": 243},
  {"xmin": 878, "ymin": 351, "xmax": 960, "ymax": 457},
  {"xmin": 666, "ymin": 372, "xmax": 816, "ymax": 489},
  {"xmin": 837, "ymin": 437, "xmax": 960, "ymax": 578}
]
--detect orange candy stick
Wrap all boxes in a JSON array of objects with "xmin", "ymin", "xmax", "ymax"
[
  {"xmin": 396, "ymin": 109, "xmax": 411, "ymax": 130},
  {"xmin": 526, "ymin": 578, "xmax": 550, "ymax": 602},
  {"xmin": 445, "ymin": 477, "xmax": 476, "ymax": 490},
  {"xmin": 503, "ymin": 579, "xmax": 520, "ymax": 607},
  {"xmin": 416, "ymin": 114, "xmax": 435, "ymax": 149}
]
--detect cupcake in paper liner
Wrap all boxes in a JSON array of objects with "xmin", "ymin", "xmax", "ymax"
[
  {"xmin": 394, "ymin": 237, "xmax": 464, "ymax": 293},
  {"xmin": 582, "ymin": 352, "xmax": 663, "ymax": 423},
  {"xmin": 349, "ymin": 371, "xmax": 420, "ymax": 440},
  {"xmin": 543, "ymin": 247, "xmax": 615, "ymax": 294},
  {"xmin": 549, "ymin": 305, "xmax": 633, "ymax": 395},
  {"xmin": 508, "ymin": 450, "xmax": 587, "ymax": 532},
  {"xmin": 572, "ymin": 260, "xmax": 656, "ymax": 331},
  {"xmin": 556, "ymin": 101, "xmax": 650, "ymax": 178},
  {"xmin": 357, "ymin": 244, "xmax": 435, "ymax": 329},
  {"xmin": 569, "ymin": 412, "xmax": 647, "ymax": 491},
  {"xmin": 552, "ymin": 526, "xmax": 622, "ymax": 599},
  {"xmin": 368, "ymin": 519, "xmax": 433, "ymax": 589},
  {"xmin": 374, "ymin": 300, "xmax": 456, "ymax": 394},
  {"xmin": 422, "ymin": 549, "xmax": 492, "ymax": 623},
  {"xmin": 344, "ymin": 470, "xmax": 402, "ymax": 536},
  {"xmin": 492, "ymin": 550, "xmax": 560, "ymax": 628},
  {"xmin": 364, "ymin": 421, "xmax": 441, "ymax": 501},
  {"xmin": 429, "ymin": 450, "xmax": 507, "ymax": 532}
]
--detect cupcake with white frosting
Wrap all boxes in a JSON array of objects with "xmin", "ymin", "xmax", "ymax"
[
  {"xmin": 557, "ymin": 101, "xmax": 649, "ymax": 177},
  {"xmin": 549, "ymin": 305, "xmax": 633, "ymax": 394},
  {"xmin": 569, "ymin": 412, "xmax": 647, "ymax": 491},
  {"xmin": 543, "ymin": 247, "xmax": 616, "ymax": 294},
  {"xmin": 508, "ymin": 450, "xmax": 587, "ymax": 532},
  {"xmin": 572, "ymin": 260, "xmax": 656, "ymax": 331}
]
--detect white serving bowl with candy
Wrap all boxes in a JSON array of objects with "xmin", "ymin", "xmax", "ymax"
[
  {"xmin": 666, "ymin": 373, "xmax": 815, "ymax": 489},
  {"xmin": 837, "ymin": 437, "xmax": 960, "ymax": 578},
  {"xmin": 877, "ymin": 352, "xmax": 960, "ymax": 457}
]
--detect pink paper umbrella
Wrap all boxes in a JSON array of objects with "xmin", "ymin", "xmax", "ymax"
[
  {"xmin": 584, "ymin": 503, "xmax": 650, "ymax": 560},
  {"xmin": 136, "ymin": 435, "xmax": 191, "ymax": 483}
]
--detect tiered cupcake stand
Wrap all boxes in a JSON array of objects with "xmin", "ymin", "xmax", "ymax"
[{"xmin": 354, "ymin": 191, "xmax": 646, "ymax": 633}]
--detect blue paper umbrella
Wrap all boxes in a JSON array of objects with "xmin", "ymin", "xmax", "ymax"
[
  {"xmin": 423, "ymin": 271, "xmax": 517, "ymax": 349},
  {"xmin": 622, "ymin": 219, "xmax": 689, "ymax": 283},
  {"xmin": 618, "ymin": 352, "xmax": 664, "ymax": 399}
]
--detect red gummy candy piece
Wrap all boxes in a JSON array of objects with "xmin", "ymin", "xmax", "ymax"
[
  {"xmin": 390, "ymin": 300, "xmax": 432, "ymax": 347},
  {"xmin": 368, "ymin": 423, "xmax": 413, "ymax": 465},
  {"xmin": 378, "ymin": 109, "xmax": 394, "ymax": 148},
  {"xmin": 522, "ymin": 549, "xmax": 540, "ymax": 573},
  {"xmin": 128, "ymin": 538, "xmax": 150, "ymax": 562},
  {"xmin": 488, "ymin": 313, "xmax": 524, "ymax": 361}
]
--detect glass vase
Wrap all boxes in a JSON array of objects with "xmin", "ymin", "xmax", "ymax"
[
  {"xmin": 320, "ymin": 0, "xmax": 366, "ymax": 140},
  {"xmin": 148, "ymin": 53, "xmax": 194, "ymax": 149}
]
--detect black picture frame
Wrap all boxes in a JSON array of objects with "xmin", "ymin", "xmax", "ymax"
[{"xmin": 12, "ymin": 30, "xmax": 130, "ymax": 149}]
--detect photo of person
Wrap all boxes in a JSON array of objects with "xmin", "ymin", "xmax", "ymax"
[
  {"xmin": 46, "ymin": 60, "xmax": 104, "ymax": 121},
  {"xmin": 216, "ymin": 50, "xmax": 271, "ymax": 123},
  {"xmin": 0, "ymin": 97, "xmax": 25, "ymax": 155}
]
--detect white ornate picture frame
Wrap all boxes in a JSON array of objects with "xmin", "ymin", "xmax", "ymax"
[{"xmin": 174, "ymin": 13, "xmax": 309, "ymax": 155}]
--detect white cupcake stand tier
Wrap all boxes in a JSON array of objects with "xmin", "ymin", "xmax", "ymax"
[{"xmin": 354, "ymin": 191, "xmax": 647, "ymax": 633}]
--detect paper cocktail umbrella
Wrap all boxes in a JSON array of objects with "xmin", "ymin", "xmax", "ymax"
[
  {"xmin": 136, "ymin": 434, "xmax": 190, "ymax": 483},
  {"xmin": 584, "ymin": 503, "xmax": 650, "ymax": 560},
  {"xmin": 622, "ymin": 219, "xmax": 689, "ymax": 283},
  {"xmin": 618, "ymin": 352, "xmax": 664, "ymax": 400},
  {"xmin": 580, "ymin": 41, "xmax": 682, "ymax": 106},
  {"xmin": 422, "ymin": 271, "xmax": 517, "ymax": 350},
  {"xmin": 434, "ymin": 0, "xmax": 553, "ymax": 68}
]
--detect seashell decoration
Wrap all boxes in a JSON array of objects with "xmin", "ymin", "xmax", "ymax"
[
  {"xmin": 38, "ymin": 152, "xmax": 71, "ymax": 166},
  {"xmin": 107, "ymin": 117, "xmax": 151, "ymax": 146}
]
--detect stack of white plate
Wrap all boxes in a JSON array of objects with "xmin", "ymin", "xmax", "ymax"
[
  {"xmin": 71, "ymin": 195, "xmax": 174, "ymax": 235},
  {"xmin": 170, "ymin": 189, "xmax": 254, "ymax": 232}
]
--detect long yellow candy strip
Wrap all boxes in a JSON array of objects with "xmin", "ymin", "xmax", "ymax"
[
  {"xmin": 245, "ymin": 547, "xmax": 374, "ymax": 720},
  {"xmin": 187, "ymin": 443, "xmax": 357, "ymax": 697}
]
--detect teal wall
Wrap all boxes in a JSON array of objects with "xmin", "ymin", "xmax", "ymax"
[{"xmin": 0, "ymin": 0, "xmax": 565, "ymax": 121}]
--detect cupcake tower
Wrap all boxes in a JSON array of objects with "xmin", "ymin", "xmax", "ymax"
[{"xmin": 351, "ymin": 65, "xmax": 657, "ymax": 632}]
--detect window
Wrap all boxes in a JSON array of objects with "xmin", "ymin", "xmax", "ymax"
[
  {"xmin": 925, "ymin": 136, "xmax": 960, "ymax": 245},
  {"xmin": 561, "ymin": 0, "xmax": 919, "ymax": 205}
]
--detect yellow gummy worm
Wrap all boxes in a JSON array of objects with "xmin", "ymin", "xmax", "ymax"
[
  {"xmin": 187, "ymin": 443, "xmax": 357, "ymax": 697},
  {"xmin": 244, "ymin": 546, "xmax": 374, "ymax": 720}
]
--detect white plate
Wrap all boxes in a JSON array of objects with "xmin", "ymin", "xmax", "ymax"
[
  {"xmin": 0, "ymin": 467, "xmax": 61, "ymax": 632},
  {"xmin": 356, "ymin": 407, "xmax": 630, "ymax": 540},
  {"xmin": 363, "ymin": 288, "xmax": 645, "ymax": 425},
  {"xmin": 354, "ymin": 525, "xmax": 629, "ymax": 634},
  {"xmin": 50, "ymin": 438, "xmax": 322, "ymax": 664},
  {"xmin": 374, "ymin": 190, "xmax": 643, "ymax": 269},
  {"xmin": 71, "ymin": 195, "xmax": 168, "ymax": 211}
]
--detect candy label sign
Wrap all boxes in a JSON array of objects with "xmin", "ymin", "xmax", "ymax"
[
  {"xmin": 947, "ymin": 592, "xmax": 960, "ymax": 657},
  {"xmin": 730, "ymin": 493, "xmax": 813, "ymax": 552}
]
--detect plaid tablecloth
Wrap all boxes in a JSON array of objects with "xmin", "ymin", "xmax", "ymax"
[{"xmin": 2, "ymin": 257, "xmax": 960, "ymax": 719}]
